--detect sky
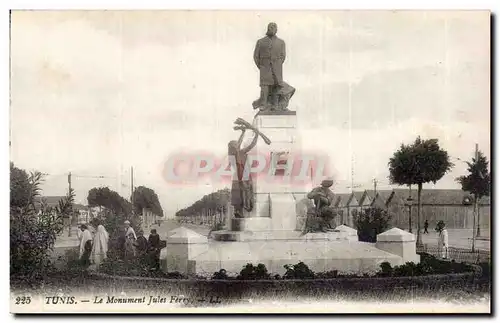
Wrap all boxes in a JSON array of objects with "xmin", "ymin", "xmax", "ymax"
[{"xmin": 10, "ymin": 10, "xmax": 490, "ymax": 218}]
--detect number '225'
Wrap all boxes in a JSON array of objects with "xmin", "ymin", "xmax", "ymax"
[{"xmin": 15, "ymin": 296, "xmax": 31, "ymax": 305}]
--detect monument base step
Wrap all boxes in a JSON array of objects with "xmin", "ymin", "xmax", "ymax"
[
  {"xmin": 212, "ymin": 230, "xmax": 301, "ymax": 241},
  {"xmin": 185, "ymin": 240, "xmax": 410, "ymax": 276},
  {"xmin": 231, "ymin": 217, "xmax": 272, "ymax": 231},
  {"xmin": 211, "ymin": 230, "xmax": 358, "ymax": 242}
]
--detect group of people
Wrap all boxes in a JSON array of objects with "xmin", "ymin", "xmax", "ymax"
[
  {"xmin": 120, "ymin": 221, "xmax": 162, "ymax": 269},
  {"xmin": 77, "ymin": 220, "xmax": 162, "ymax": 270},
  {"xmin": 77, "ymin": 221, "xmax": 109, "ymax": 268}
]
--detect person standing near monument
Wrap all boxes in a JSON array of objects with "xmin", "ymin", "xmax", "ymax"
[
  {"xmin": 134, "ymin": 230, "xmax": 149, "ymax": 263},
  {"xmin": 124, "ymin": 220, "xmax": 137, "ymax": 240},
  {"xmin": 77, "ymin": 224, "xmax": 93, "ymax": 267},
  {"xmin": 91, "ymin": 221, "xmax": 109, "ymax": 266},
  {"xmin": 148, "ymin": 229, "xmax": 161, "ymax": 270},
  {"xmin": 253, "ymin": 22, "xmax": 286, "ymax": 110},
  {"xmin": 436, "ymin": 220, "xmax": 449, "ymax": 259}
]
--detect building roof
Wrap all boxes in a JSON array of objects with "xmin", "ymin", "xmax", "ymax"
[
  {"xmin": 333, "ymin": 188, "xmax": 490, "ymax": 207},
  {"xmin": 334, "ymin": 193, "xmax": 353, "ymax": 207},
  {"xmin": 357, "ymin": 191, "xmax": 372, "ymax": 206},
  {"xmin": 366, "ymin": 190, "xmax": 394, "ymax": 203},
  {"xmin": 371, "ymin": 194, "xmax": 388, "ymax": 209},
  {"xmin": 352, "ymin": 191, "xmax": 364, "ymax": 204},
  {"xmin": 359, "ymin": 189, "xmax": 394, "ymax": 206}
]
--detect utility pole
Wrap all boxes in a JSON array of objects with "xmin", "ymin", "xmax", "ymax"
[
  {"xmin": 475, "ymin": 143, "xmax": 481, "ymax": 238},
  {"xmin": 350, "ymin": 155, "xmax": 355, "ymax": 193},
  {"xmin": 130, "ymin": 166, "xmax": 134, "ymax": 202},
  {"xmin": 68, "ymin": 172, "xmax": 72, "ymax": 237},
  {"xmin": 408, "ymin": 185, "xmax": 413, "ymax": 233},
  {"xmin": 130, "ymin": 166, "xmax": 135, "ymax": 219},
  {"xmin": 472, "ymin": 144, "xmax": 478, "ymax": 252}
]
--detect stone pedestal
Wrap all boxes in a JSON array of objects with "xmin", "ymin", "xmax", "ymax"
[
  {"xmin": 252, "ymin": 111, "xmax": 299, "ymax": 196},
  {"xmin": 231, "ymin": 217, "xmax": 272, "ymax": 231},
  {"xmin": 334, "ymin": 224, "xmax": 359, "ymax": 241},
  {"xmin": 250, "ymin": 111, "xmax": 303, "ymax": 231},
  {"xmin": 163, "ymin": 227, "xmax": 422, "ymax": 277},
  {"xmin": 270, "ymin": 193, "xmax": 297, "ymax": 230},
  {"xmin": 376, "ymin": 228, "xmax": 420, "ymax": 263},
  {"xmin": 217, "ymin": 110, "xmax": 313, "ymax": 241},
  {"xmin": 162, "ymin": 227, "xmax": 208, "ymax": 274}
]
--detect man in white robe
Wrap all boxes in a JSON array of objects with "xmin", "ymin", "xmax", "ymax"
[
  {"xmin": 436, "ymin": 220, "xmax": 449, "ymax": 259},
  {"xmin": 77, "ymin": 224, "xmax": 93, "ymax": 266},
  {"xmin": 91, "ymin": 223, "xmax": 109, "ymax": 266}
]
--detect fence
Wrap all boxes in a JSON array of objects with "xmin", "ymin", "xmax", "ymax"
[{"xmin": 417, "ymin": 245, "xmax": 490, "ymax": 264}]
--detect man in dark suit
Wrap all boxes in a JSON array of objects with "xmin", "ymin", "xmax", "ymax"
[{"xmin": 253, "ymin": 22, "xmax": 287, "ymax": 110}]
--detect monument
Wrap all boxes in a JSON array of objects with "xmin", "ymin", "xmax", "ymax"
[
  {"xmin": 252, "ymin": 22, "xmax": 296, "ymax": 113},
  {"xmin": 163, "ymin": 22, "xmax": 420, "ymax": 276}
]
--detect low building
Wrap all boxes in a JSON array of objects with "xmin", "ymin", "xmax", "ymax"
[
  {"xmin": 333, "ymin": 189, "xmax": 490, "ymax": 232},
  {"xmin": 386, "ymin": 189, "xmax": 490, "ymax": 231},
  {"xmin": 334, "ymin": 193, "xmax": 357, "ymax": 227}
]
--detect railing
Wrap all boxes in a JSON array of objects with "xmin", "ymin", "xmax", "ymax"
[{"xmin": 417, "ymin": 245, "xmax": 490, "ymax": 264}]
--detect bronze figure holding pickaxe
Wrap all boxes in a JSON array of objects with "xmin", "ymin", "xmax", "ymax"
[{"xmin": 228, "ymin": 118, "xmax": 271, "ymax": 218}]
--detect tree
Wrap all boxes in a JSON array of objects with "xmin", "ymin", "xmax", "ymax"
[
  {"xmin": 355, "ymin": 207, "xmax": 391, "ymax": 242},
  {"xmin": 131, "ymin": 186, "xmax": 164, "ymax": 217},
  {"xmin": 86, "ymin": 187, "xmax": 139, "ymax": 255},
  {"xmin": 388, "ymin": 137, "xmax": 453, "ymax": 246},
  {"xmin": 10, "ymin": 162, "xmax": 31, "ymax": 210},
  {"xmin": 87, "ymin": 187, "xmax": 133, "ymax": 216},
  {"xmin": 175, "ymin": 188, "xmax": 230, "ymax": 227},
  {"xmin": 10, "ymin": 164, "xmax": 73, "ymax": 278},
  {"xmin": 456, "ymin": 150, "xmax": 490, "ymax": 244}
]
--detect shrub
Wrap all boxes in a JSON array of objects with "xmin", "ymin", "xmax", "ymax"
[
  {"xmin": 378, "ymin": 262, "xmax": 393, "ymax": 277},
  {"xmin": 237, "ymin": 263, "xmax": 271, "ymax": 280},
  {"xmin": 355, "ymin": 207, "xmax": 391, "ymax": 242},
  {"xmin": 377, "ymin": 253, "xmax": 474, "ymax": 277},
  {"xmin": 283, "ymin": 262, "xmax": 315, "ymax": 279},
  {"xmin": 315, "ymin": 270, "xmax": 338, "ymax": 279},
  {"xmin": 211, "ymin": 269, "xmax": 229, "ymax": 280},
  {"xmin": 477, "ymin": 262, "xmax": 491, "ymax": 280},
  {"xmin": 10, "ymin": 167, "xmax": 70, "ymax": 278},
  {"xmin": 98, "ymin": 255, "xmax": 182, "ymax": 279}
]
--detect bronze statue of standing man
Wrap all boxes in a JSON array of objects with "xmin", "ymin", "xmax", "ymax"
[{"xmin": 253, "ymin": 22, "xmax": 295, "ymax": 112}]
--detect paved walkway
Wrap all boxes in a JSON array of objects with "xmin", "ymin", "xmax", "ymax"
[
  {"xmin": 419, "ymin": 229, "xmax": 490, "ymax": 252},
  {"xmin": 53, "ymin": 220, "xmax": 211, "ymax": 249}
]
